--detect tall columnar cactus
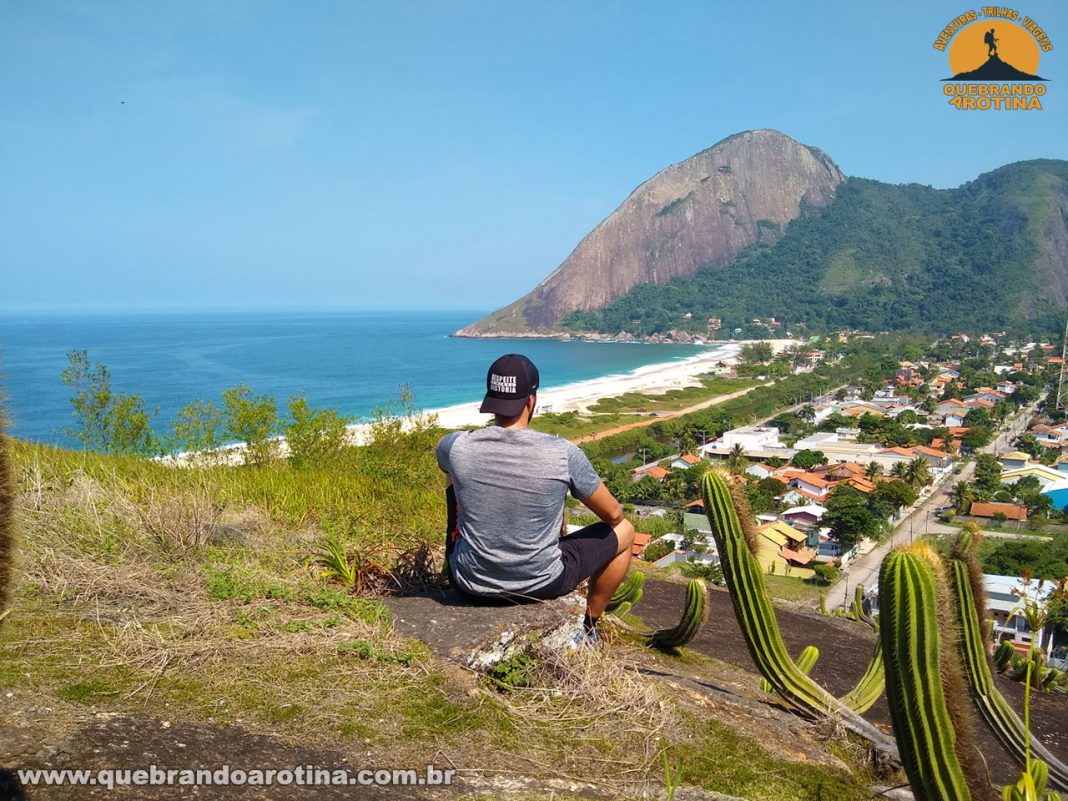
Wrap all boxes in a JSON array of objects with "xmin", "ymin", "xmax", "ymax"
[
  {"xmin": 700, "ymin": 471, "xmax": 897, "ymax": 757},
  {"xmin": 607, "ymin": 570, "xmax": 644, "ymax": 613},
  {"xmin": 948, "ymin": 544, "xmax": 1068, "ymax": 790},
  {"xmin": 648, "ymin": 579, "xmax": 707, "ymax": 650},
  {"xmin": 879, "ymin": 546, "xmax": 976, "ymax": 801},
  {"xmin": 0, "ymin": 401, "xmax": 15, "ymax": 627},
  {"xmin": 761, "ymin": 645, "xmax": 818, "ymax": 695},
  {"xmin": 851, "ymin": 583, "xmax": 877, "ymax": 630},
  {"xmin": 839, "ymin": 640, "xmax": 886, "ymax": 715}
]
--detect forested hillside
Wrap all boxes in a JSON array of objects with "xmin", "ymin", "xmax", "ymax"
[{"xmin": 563, "ymin": 160, "xmax": 1068, "ymax": 337}]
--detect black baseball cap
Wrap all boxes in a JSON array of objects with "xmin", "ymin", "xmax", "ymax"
[{"xmin": 479, "ymin": 354, "xmax": 540, "ymax": 416}]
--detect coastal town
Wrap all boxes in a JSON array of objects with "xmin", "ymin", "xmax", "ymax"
[
  {"xmin": 567, "ymin": 330, "xmax": 1068, "ymax": 666},
  {"xmin": 4, "ymin": 7, "xmax": 1068, "ymax": 795}
]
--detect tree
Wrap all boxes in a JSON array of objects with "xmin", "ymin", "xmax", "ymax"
[
  {"xmin": 791, "ymin": 449, "xmax": 827, "ymax": 470},
  {"xmin": 222, "ymin": 385, "xmax": 279, "ymax": 467},
  {"xmin": 811, "ymin": 563, "xmax": 839, "ymax": 585},
  {"xmin": 873, "ymin": 478, "xmax": 918, "ymax": 512},
  {"xmin": 824, "ymin": 484, "xmax": 878, "ymax": 551},
  {"xmin": 726, "ymin": 443, "xmax": 748, "ymax": 474},
  {"xmin": 643, "ymin": 537, "xmax": 674, "ymax": 563},
  {"xmin": 1015, "ymin": 434, "xmax": 1042, "ymax": 459},
  {"xmin": 961, "ymin": 426, "xmax": 994, "ymax": 450},
  {"xmin": 745, "ymin": 477, "xmax": 787, "ymax": 515},
  {"xmin": 974, "ymin": 453, "xmax": 1003, "ymax": 496},
  {"xmin": 170, "ymin": 399, "xmax": 223, "ymax": 460},
  {"xmin": 61, "ymin": 349, "xmax": 159, "ymax": 456},
  {"xmin": 285, "ymin": 395, "xmax": 350, "ymax": 468},
  {"xmin": 963, "ymin": 407, "xmax": 993, "ymax": 428},
  {"xmin": 950, "ymin": 481, "xmax": 975, "ymax": 514},
  {"xmin": 905, "ymin": 457, "xmax": 931, "ymax": 489},
  {"xmin": 865, "ymin": 461, "xmax": 883, "ymax": 481},
  {"xmin": 632, "ymin": 475, "xmax": 662, "ymax": 503},
  {"xmin": 740, "ymin": 341, "xmax": 774, "ymax": 364}
]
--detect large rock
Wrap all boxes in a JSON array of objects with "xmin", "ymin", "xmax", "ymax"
[
  {"xmin": 383, "ymin": 589, "xmax": 584, "ymax": 669},
  {"xmin": 457, "ymin": 129, "xmax": 843, "ymax": 334}
]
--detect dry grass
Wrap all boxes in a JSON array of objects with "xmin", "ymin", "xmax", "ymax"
[
  {"xmin": 1, "ymin": 405, "xmax": 17, "ymax": 624},
  {"xmin": 488, "ymin": 645, "xmax": 675, "ymax": 790},
  {"xmin": 0, "ymin": 436, "xmax": 883, "ymax": 799}
]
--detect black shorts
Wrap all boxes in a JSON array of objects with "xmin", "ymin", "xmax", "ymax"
[
  {"xmin": 525, "ymin": 522, "xmax": 620, "ymax": 600},
  {"xmin": 448, "ymin": 522, "xmax": 619, "ymax": 604}
]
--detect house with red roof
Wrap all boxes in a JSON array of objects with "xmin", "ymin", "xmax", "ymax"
[
  {"xmin": 631, "ymin": 532, "xmax": 652, "ymax": 557},
  {"xmin": 969, "ymin": 502, "xmax": 1028, "ymax": 522},
  {"xmin": 669, "ymin": 453, "xmax": 702, "ymax": 470},
  {"xmin": 632, "ymin": 464, "xmax": 670, "ymax": 482}
]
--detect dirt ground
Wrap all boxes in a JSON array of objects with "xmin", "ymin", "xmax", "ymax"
[
  {"xmin": 635, "ymin": 578, "xmax": 1068, "ymax": 788},
  {"xmin": 1, "ymin": 715, "xmax": 442, "ymax": 801}
]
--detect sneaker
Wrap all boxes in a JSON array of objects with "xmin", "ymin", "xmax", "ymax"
[{"xmin": 569, "ymin": 626, "xmax": 600, "ymax": 649}]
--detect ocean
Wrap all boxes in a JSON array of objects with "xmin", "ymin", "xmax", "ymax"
[{"xmin": 0, "ymin": 310, "xmax": 710, "ymax": 447}]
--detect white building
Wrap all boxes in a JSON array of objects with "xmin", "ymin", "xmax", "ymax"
[
  {"xmin": 717, "ymin": 426, "xmax": 784, "ymax": 451},
  {"xmin": 984, "ymin": 573, "xmax": 1064, "ymax": 658}
]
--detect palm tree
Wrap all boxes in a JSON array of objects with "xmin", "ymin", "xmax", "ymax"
[
  {"xmin": 865, "ymin": 461, "xmax": 883, "ymax": 482},
  {"xmin": 726, "ymin": 443, "xmax": 748, "ymax": 474},
  {"xmin": 890, "ymin": 461, "xmax": 910, "ymax": 481},
  {"xmin": 906, "ymin": 457, "xmax": 931, "ymax": 488},
  {"xmin": 950, "ymin": 480, "xmax": 975, "ymax": 514}
]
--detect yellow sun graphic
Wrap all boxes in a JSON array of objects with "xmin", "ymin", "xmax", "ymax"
[{"xmin": 949, "ymin": 20, "xmax": 1041, "ymax": 76}]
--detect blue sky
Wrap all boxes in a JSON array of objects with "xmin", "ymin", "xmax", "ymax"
[{"xmin": 2, "ymin": 1, "xmax": 1066, "ymax": 313}]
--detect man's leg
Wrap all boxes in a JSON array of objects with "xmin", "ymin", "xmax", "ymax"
[{"xmin": 584, "ymin": 518, "xmax": 635, "ymax": 619}]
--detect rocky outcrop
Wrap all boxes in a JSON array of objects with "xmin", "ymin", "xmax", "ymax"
[
  {"xmin": 457, "ymin": 129, "xmax": 844, "ymax": 335},
  {"xmin": 1027, "ymin": 174, "xmax": 1068, "ymax": 314}
]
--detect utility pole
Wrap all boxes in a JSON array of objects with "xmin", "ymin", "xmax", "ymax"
[{"xmin": 1058, "ymin": 315, "xmax": 1068, "ymax": 411}]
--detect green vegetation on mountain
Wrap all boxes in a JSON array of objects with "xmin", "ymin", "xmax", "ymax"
[{"xmin": 563, "ymin": 160, "xmax": 1068, "ymax": 337}]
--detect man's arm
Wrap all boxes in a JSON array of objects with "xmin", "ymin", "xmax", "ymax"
[{"xmin": 579, "ymin": 482, "xmax": 625, "ymax": 527}]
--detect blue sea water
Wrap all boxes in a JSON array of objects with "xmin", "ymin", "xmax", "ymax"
[{"xmin": 0, "ymin": 310, "xmax": 709, "ymax": 447}]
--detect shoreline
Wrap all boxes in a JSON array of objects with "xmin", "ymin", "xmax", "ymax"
[
  {"xmin": 346, "ymin": 338, "xmax": 798, "ymax": 438},
  {"xmin": 166, "ymin": 338, "xmax": 798, "ymax": 462}
]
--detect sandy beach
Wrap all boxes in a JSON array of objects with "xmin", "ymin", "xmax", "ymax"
[
  {"xmin": 348, "ymin": 338, "xmax": 798, "ymax": 438},
  {"xmin": 170, "ymin": 339, "xmax": 797, "ymax": 462}
]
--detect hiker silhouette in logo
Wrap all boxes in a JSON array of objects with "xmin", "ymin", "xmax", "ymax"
[{"xmin": 985, "ymin": 28, "xmax": 998, "ymax": 57}]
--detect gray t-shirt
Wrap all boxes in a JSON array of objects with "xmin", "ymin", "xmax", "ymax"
[{"xmin": 436, "ymin": 427, "xmax": 602, "ymax": 596}]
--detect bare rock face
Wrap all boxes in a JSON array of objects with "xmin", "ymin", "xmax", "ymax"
[
  {"xmin": 1027, "ymin": 174, "xmax": 1068, "ymax": 314},
  {"xmin": 457, "ymin": 129, "xmax": 844, "ymax": 335}
]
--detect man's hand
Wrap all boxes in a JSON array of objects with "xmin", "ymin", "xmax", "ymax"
[{"xmin": 580, "ymin": 482, "xmax": 625, "ymax": 527}]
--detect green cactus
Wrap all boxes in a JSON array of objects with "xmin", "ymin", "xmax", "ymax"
[
  {"xmin": 949, "ymin": 551, "xmax": 1068, "ymax": 790},
  {"xmin": 1041, "ymin": 667, "xmax": 1061, "ymax": 691},
  {"xmin": 700, "ymin": 471, "xmax": 897, "ymax": 757},
  {"xmin": 647, "ymin": 579, "xmax": 707, "ymax": 650},
  {"xmin": 818, "ymin": 590, "xmax": 829, "ymax": 616},
  {"xmin": 994, "ymin": 642, "xmax": 1017, "ymax": 672},
  {"xmin": 0, "ymin": 401, "xmax": 14, "ymax": 627},
  {"xmin": 851, "ymin": 583, "xmax": 877, "ymax": 630},
  {"xmin": 761, "ymin": 645, "xmax": 818, "ymax": 694},
  {"xmin": 1003, "ymin": 758, "xmax": 1062, "ymax": 801},
  {"xmin": 879, "ymin": 546, "xmax": 974, "ymax": 801},
  {"xmin": 839, "ymin": 640, "xmax": 886, "ymax": 715},
  {"xmin": 607, "ymin": 571, "xmax": 645, "ymax": 612},
  {"xmin": 613, "ymin": 600, "xmax": 634, "ymax": 618}
]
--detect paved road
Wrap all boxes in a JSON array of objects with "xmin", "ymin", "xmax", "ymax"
[{"xmin": 833, "ymin": 401, "xmax": 1041, "ymax": 609}]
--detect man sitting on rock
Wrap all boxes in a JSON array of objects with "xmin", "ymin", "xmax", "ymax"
[{"xmin": 436, "ymin": 354, "xmax": 635, "ymax": 643}]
